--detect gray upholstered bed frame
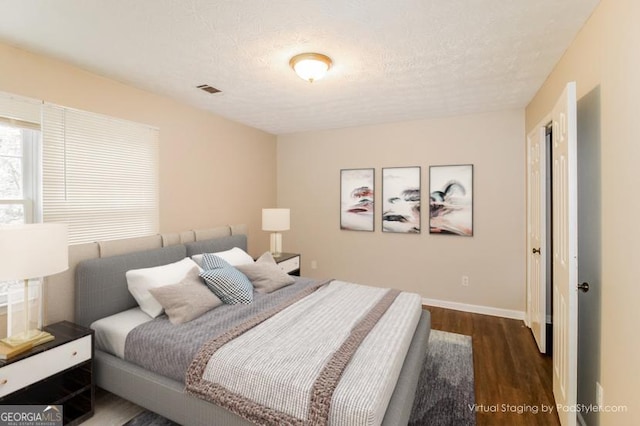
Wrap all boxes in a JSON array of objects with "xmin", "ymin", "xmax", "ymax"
[{"xmin": 75, "ymin": 234, "xmax": 431, "ymax": 426}]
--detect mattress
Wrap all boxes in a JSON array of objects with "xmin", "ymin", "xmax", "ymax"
[{"xmin": 90, "ymin": 307, "xmax": 152, "ymax": 358}]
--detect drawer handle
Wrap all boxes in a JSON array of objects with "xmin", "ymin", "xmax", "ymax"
[
  {"xmin": 72, "ymin": 351, "xmax": 78, "ymax": 356},
  {"xmin": 0, "ymin": 378, "xmax": 7, "ymax": 385}
]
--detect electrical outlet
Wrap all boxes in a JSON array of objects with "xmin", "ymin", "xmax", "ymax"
[
  {"xmin": 462, "ymin": 276, "xmax": 470, "ymax": 286},
  {"xmin": 596, "ymin": 381, "xmax": 603, "ymax": 408},
  {"xmin": 311, "ymin": 260, "xmax": 318, "ymax": 270}
]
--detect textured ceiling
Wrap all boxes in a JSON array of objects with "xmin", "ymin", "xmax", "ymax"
[{"xmin": 0, "ymin": 0, "xmax": 599, "ymax": 135}]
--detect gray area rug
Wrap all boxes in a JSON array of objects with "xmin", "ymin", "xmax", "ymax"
[
  {"xmin": 409, "ymin": 330, "xmax": 476, "ymax": 426},
  {"xmin": 124, "ymin": 329, "xmax": 475, "ymax": 426}
]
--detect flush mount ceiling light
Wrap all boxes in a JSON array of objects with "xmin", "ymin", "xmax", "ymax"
[{"xmin": 289, "ymin": 53, "xmax": 332, "ymax": 83}]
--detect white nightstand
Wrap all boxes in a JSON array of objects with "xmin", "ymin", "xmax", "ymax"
[
  {"xmin": 0, "ymin": 321, "xmax": 94, "ymax": 425},
  {"xmin": 274, "ymin": 253, "xmax": 301, "ymax": 276}
]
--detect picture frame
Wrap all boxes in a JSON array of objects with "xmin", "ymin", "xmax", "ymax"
[
  {"xmin": 340, "ymin": 168, "xmax": 375, "ymax": 231},
  {"xmin": 429, "ymin": 164, "xmax": 473, "ymax": 236},
  {"xmin": 382, "ymin": 166, "xmax": 421, "ymax": 233}
]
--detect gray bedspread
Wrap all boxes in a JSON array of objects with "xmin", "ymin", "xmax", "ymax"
[{"xmin": 124, "ymin": 277, "xmax": 318, "ymax": 382}]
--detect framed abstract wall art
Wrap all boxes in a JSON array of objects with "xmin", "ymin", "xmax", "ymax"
[
  {"xmin": 429, "ymin": 164, "xmax": 473, "ymax": 236},
  {"xmin": 382, "ymin": 166, "xmax": 421, "ymax": 233},
  {"xmin": 340, "ymin": 168, "xmax": 374, "ymax": 231}
]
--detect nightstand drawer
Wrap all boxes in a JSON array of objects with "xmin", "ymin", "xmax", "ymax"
[
  {"xmin": 278, "ymin": 256, "xmax": 300, "ymax": 274},
  {"xmin": 0, "ymin": 335, "xmax": 91, "ymax": 398}
]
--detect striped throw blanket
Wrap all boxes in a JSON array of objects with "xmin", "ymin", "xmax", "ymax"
[{"xmin": 186, "ymin": 280, "xmax": 422, "ymax": 426}]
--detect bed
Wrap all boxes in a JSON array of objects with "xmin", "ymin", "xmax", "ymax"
[{"xmin": 75, "ymin": 234, "xmax": 431, "ymax": 426}]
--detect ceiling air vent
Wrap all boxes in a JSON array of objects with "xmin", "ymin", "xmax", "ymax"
[{"xmin": 196, "ymin": 84, "xmax": 221, "ymax": 94}]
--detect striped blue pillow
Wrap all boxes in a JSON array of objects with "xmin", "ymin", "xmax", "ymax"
[{"xmin": 199, "ymin": 259, "xmax": 253, "ymax": 305}]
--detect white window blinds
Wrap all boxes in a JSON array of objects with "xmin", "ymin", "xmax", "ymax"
[
  {"xmin": 42, "ymin": 104, "xmax": 159, "ymax": 245},
  {"xmin": 0, "ymin": 92, "xmax": 41, "ymax": 129}
]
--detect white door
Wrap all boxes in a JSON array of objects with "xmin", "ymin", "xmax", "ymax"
[
  {"xmin": 551, "ymin": 82, "xmax": 578, "ymax": 426},
  {"xmin": 526, "ymin": 125, "xmax": 546, "ymax": 353}
]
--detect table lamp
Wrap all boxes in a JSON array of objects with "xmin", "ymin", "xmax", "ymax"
[
  {"xmin": 262, "ymin": 208, "xmax": 290, "ymax": 257},
  {"xmin": 0, "ymin": 223, "xmax": 68, "ymax": 347}
]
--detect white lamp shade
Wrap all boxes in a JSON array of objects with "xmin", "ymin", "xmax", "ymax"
[
  {"xmin": 262, "ymin": 209, "xmax": 290, "ymax": 231},
  {"xmin": 0, "ymin": 223, "xmax": 69, "ymax": 281}
]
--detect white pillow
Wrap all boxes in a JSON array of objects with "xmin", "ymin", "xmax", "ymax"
[
  {"xmin": 191, "ymin": 247, "xmax": 254, "ymax": 268},
  {"xmin": 126, "ymin": 257, "xmax": 200, "ymax": 318}
]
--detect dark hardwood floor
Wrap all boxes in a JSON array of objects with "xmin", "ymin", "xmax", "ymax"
[{"xmin": 424, "ymin": 306, "xmax": 560, "ymax": 426}]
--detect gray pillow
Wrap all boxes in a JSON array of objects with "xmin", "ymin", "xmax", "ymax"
[
  {"xmin": 149, "ymin": 266, "xmax": 223, "ymax": 324},
  {"xmin": 236, "ymin": 252, "xmax": 295, "ymax": 293}
]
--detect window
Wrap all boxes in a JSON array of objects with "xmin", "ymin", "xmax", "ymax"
[
  {"xmin": 0, "ymin": 93, "xmax": 159, "ymax": 318},
  {"xmin": 0, "ymin": 123, "xmax": 40, "ymax": 224},
  {"xmin": 0, "ymin": 92, "xmax": 160, "ymax": 245},
  {"xmin": 0, "ymin": 93, "xmax": 42, "ymax": 311},
  {"xmin": 42, "ymin": 104, "xmax": 159, "ymax": 245},
  {"xmin": 0, "ymin": 93, "xmax": 42, "ymax": 224}
]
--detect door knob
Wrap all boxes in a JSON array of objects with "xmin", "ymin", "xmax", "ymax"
[
  {"xmin": 577, "ymin": 282, "xmax": 590, "ymax": 293},
  {"xmin": 532, "ymin": 248, "xmax": 541, "ymax": 254}
]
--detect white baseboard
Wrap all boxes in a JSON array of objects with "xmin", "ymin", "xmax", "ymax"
[{"xmin": 421, "ymin": 297, "xmax": 525, "ymax": 320}]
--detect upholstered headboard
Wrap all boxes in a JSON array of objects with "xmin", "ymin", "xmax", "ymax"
[
  {"xmin": 75, "ymin": 245, "xmax": 186, "ymax": 328},
  {"xmin": 74, "ymin": 234, "xmax": 248, "ymax": 328},
  {"xmin": 184, "ymin": 234, "xmax": 247, "ymax": 258}
]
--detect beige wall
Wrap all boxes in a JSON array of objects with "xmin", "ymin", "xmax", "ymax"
[
  {"xmin": 526, "ymin": 0, "xmax": 639, "ymax": 423},
  {"xmin": 0, "ymin": 41, "xmax": 277, "ymax": 256},
  {"xmin": 0, "ymin": 41, "xmax": 277, "ymax": 327},
  {"xmin": 278, "ymin": 109, "xmax": 525, "ymax": 314}
]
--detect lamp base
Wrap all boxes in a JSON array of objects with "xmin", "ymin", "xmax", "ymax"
[
  {"xmin": 269, "ymin": 232, "xmax": 283, "ymax": 257},
  {"xmin": 1, "ymin": 329, "xmax": 54, "ymax": 348}
]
